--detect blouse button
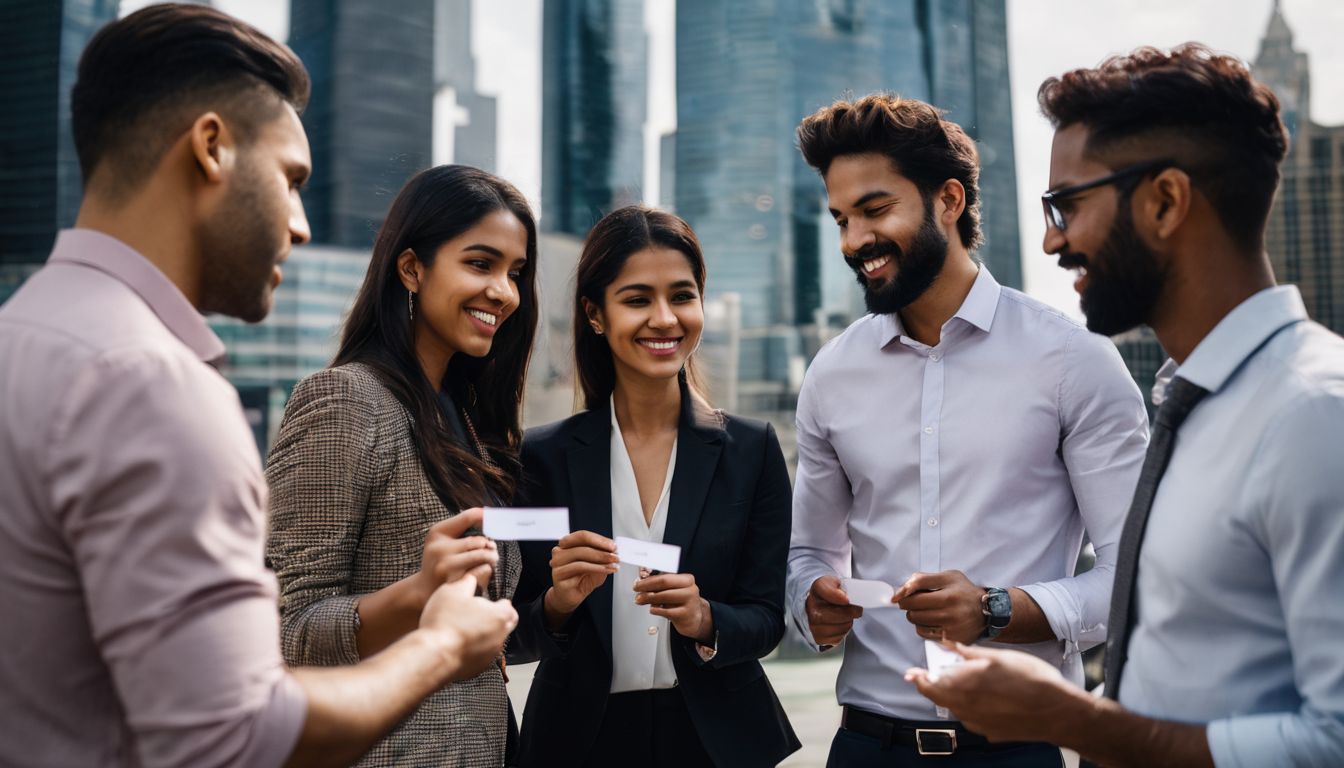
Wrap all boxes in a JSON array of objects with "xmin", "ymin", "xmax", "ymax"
[{"xmin": 647, "ymin": 626, "xmax": 658, "ymax": 636}]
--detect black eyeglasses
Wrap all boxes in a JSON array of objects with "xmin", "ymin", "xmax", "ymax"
[{"xmin": 1040, "ymin": 159, "xmax": 1175, "ymax": 232}]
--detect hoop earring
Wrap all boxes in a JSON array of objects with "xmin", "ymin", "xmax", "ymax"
[{"xmin": 408, "ymin": 290, "xmax": 416, "ymax": 323}]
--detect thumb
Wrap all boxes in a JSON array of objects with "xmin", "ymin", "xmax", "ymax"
[
  {"xmin": 892, "ymin": 571, "xmax": 935, "ymax": 602},
  {"xmin": 434, "ymin": 508, "xmax": 485, "ymax": 539},
  {"xmin": 448, "ymin": 573, "xmax": 478, "ymax": 596},
  {"xmin": 947, "ymin": 640, "xmax": 992, "ymax": 661},
  {"xmin": 813, "ymin": 576, "xmax": 850, "ymax": 605}
]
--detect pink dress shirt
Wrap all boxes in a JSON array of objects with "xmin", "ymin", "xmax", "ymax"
[{"xmin": 0, "ymin": 230, "xmax": 307, "ymax": 767}]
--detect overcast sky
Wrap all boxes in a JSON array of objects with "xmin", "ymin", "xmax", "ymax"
[{"xmin": 155, "ymin": 0, "xmax": 1344, "ymax": 316}]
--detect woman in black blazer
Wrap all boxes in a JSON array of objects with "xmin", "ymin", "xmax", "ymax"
[{"xmin": 509, "ymin": 206, "xmax": 799, "ymax": 767}]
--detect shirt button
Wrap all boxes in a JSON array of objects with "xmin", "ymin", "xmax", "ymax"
[
  {"xmin": 930, "ymin": 352, "xmax": 941, "ymax": 362},
  {"xmin": 923, "ymin": 426, "xmax": 934, "ymax": 434},
  {"xmin": 648, "ymin": 626, "xmax": 658, "ymax": 636},
  {"xmin": 928, "ymin": 518, "xmax": 939, "ymax": 527}
]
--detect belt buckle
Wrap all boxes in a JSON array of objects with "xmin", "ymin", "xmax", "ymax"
[{"xmin": 915, "ymin": 728, "xmax": 957, "ymax": 756}]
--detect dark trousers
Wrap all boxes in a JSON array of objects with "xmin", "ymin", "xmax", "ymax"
[
  {"xmin": 581, "ymin": 688, "xmax": 716, "ymax": 768},
  {"xmin": 827, "ymin": 726, "xmax": 1064, "ymax": 767}
]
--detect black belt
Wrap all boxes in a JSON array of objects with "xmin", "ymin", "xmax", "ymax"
[{"xmin": 840, "ymin": 706, "xmax": 1019, "ymax": 756}]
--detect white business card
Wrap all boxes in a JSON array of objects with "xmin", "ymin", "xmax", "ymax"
[
  {"xmin": 482, "ymin": 507, "xmax": 570, "ymax": 541},
  {"xmin": 614, "ymin": 536, "xmax": 681, "ymax": 573},
  {"xmin": 923, "ymin": 639, "xmax": 964, "ymax": 682},
  {"xmin": 841, "ymin": 578, "xmax": 898, "ymax": 608}
]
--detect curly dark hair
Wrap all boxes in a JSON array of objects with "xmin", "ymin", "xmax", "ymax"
[
  {"xmin": 1038, "ymin": 43, "xmax": 1289, "ymax": 247},
  {"xmin": 796, "ymin": 93, "xmax": 983, "ymax": 250}
]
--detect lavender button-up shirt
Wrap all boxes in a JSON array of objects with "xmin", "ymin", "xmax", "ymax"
[
  {"xmin": 788, "ymin": 267, "xmax": 1149, "ymax": 720},
  {"xmin": 0, "ymin": 230, "xmax": 306, "ymax": 767}
]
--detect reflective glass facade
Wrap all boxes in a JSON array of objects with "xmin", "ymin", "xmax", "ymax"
[
  {"xmin": 289, "ymin": 0, "xmax": 435, "ymax": 249},
  {"xmin": 542, "ymin": 0, "xmax": 647, "ymax": 235},
  {"xmin": 675, "ymin": 0, "xmax": 1020, "ymax": 404},
  {"xmin": 0, "ymin": 0, "xmax": 118, "ymax": 303}
]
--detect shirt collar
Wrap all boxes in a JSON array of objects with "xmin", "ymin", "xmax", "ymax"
[
  {"xmin": 48, "ymin": 229, "xmax": 227, "ymax": 365},
  {"xmin": 876, "ymin": 265, "xmax": 1001, "ymax": 349},
  {"xmin": 1158, "ymin": 285, "xmax": 1307, "ymax": 400}
]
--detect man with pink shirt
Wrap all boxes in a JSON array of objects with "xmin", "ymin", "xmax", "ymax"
[{"xmin": 0, "ymin": 5, "xmax": 517, "ymax": 767}]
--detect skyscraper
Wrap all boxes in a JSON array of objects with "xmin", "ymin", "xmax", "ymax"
[
  {"xmin": 675, "ymin": 0, "xmax": 1021, "ymax": 410},
  {"xmin": 1254, "ymin": 0, "xmax": 1344, "ymax": 336},
  {"xmin": 0, "ymin": 0, "xmax": 118, "ymax": 302},
  {"xmin": 434, "ymin": 0, "xmax": 497, "ymax": 171},
  {"xmin": 541, "ymin": 0, "xmax": 647, "ymax": 236},
  {"xmin": 289, "ymin": 0, "xmax": 435, "ymax": 249}
]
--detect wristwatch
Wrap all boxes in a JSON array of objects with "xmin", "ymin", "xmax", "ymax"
[{"xmin": 981, "ymin": 587, "xmax": 1011, "ymax": 639}]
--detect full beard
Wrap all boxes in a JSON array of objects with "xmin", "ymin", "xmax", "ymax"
[
  {"xmin": 198, "ymin": 163, "xmax": 283, "ymax": 324},
  {"xmin": 1075, "ymin": 205, "xmax": 1166, "ymax": 337},
  {"xmin": 844, "ymin": 209, "xmax": 949, "ymax": 316}
]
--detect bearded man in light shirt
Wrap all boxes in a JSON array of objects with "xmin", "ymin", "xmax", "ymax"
[
  {"xmin": 909, "ymin": 44, "xmax": 1344, "ymax": 768},
  {"xmin": 0, "ymin": 5, "xmax": 516, "ymax": 767},
  {"xmin": 788, "ymin": 93, "xmax": 1149, "ymax": 767}
]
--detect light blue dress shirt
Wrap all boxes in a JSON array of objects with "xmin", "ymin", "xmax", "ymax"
[
  {"xmin": 1119, "ymin": 286, "xmax": 1344, "ymax": 767},
  {"xmin": 788, "ymin": 267, "xmax": 1149, "ymax": 720}
]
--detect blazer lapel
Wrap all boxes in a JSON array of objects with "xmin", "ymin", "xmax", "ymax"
[
  {"xmin": 565, "ymin": 408, "xmax": 615, "ymax": 658},
  {"xmin": 662, "ymin": 392, "xmax": 724, "ymax": 558}
]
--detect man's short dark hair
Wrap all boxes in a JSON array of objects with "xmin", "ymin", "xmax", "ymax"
[
  {"xmin": 796, "ymin": 93, "xmax": 983, "ymax": 250},
  {"xmin": 71, "ymin": 3, "xmax": 310, "ymax": 197},
  {"xmin": 1038, "ymin": 43, "xmax": 1289, "ymax": 247}
]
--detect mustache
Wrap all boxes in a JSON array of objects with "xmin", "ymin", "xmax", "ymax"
[
  {"xmin": 843, "ymin": 241, "xmax": 903, "ymax": 272},
  {"xmin": 1057, "ymin": 251, "xmax": 1089, "ymax": 270}
]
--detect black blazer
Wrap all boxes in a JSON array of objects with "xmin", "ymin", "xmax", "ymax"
[{"xmin": 508, "ymin": 394, "xmax": 800, "ymax": 768}]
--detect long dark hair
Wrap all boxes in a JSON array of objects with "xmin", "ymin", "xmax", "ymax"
[
  {"xmin": 334, "ymin": 165, "xmax": 539, "ymax": 509},
  {"xmin": 573, "ymin": 205, "xmax": 709, "ymax": 412}
]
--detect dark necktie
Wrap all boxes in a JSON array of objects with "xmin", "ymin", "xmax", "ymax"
[{"xmin": 1103, "ymin": 376, "xmax": 1210, "ymax": 700}]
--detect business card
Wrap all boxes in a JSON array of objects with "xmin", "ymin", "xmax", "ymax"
[
  {"xmin": 482, "ymin": 507, "xmax": 570, "ymax": 540},
  {"xmin": 614, "ymin": 536, "xmax": 681, "ymax": 573}
]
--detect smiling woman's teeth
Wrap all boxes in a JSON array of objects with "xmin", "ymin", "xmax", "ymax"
[
  {"xmin": 467, "ymin": 309, "xmax": 497, "ymax": 326},
  {"xmin": 641, "ymin": 340, "xmax": 678, "ymax": 350},
  {"xmin": 863, "ymin": 255, "xmax": 891, "ymax": 274}
]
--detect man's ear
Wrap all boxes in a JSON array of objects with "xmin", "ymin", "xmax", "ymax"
[
  {"xmin": 188, "ymin": 112, "xmax": 233, "ymax": 184},
  {"xmin": 934, "ymin": 178, "xmax": 966, "ymax": 230},
  {"xmin": 396, "ymin": 249, "xmax": 422, "ymax": 292},
  {"xmin": 1142, "ymin": 168, "xmax": 1193, "ymax": 242}
]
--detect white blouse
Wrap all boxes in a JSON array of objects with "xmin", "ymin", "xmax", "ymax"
[{"xmin": 608, "ymin": 398, "xmax": 679, "ymax": 693}]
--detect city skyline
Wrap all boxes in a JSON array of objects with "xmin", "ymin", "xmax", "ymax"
[{"xmin": 152, "ymin": 0, "xmax": 1344, "ymax": 320}]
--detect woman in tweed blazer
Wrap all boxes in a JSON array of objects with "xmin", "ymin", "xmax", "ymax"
[{"xmin": 266, "ymin": 165, "xmax": 540, "ymax": 767}]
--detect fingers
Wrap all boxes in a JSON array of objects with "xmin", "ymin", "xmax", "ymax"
[
  {"xmin": 557, "ymin": 530, "xmax": 617, "ymax": 552},
  {"xmin": 632, "ymin": 573, "xmax": 694, "ymax": 593},
  {"xmin": 552, "ymin": 561, "xmax": 619, "ymax": 584},
  {"xmin": 551, "ymin": 544, "xmax": 620, "ymax": 569},
  {"xmin": 635, "ymin": 585, "xmax": 697, "ymax": 608},
  {"xmin": 431, "ymin": 547, "xmax": 498, "ymax": 580},
  {"xmin": 808, "ymin": 594, "xmax": 863, "ymax": 623},
  {"xmin": 431, "ymin": 507, "xmax": 485, "ymax": 539},
  {"xmin": 810, "ymin": 575, "xmax": 851, "ymax": 606}
]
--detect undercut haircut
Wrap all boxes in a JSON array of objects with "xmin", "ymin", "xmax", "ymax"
[
  {"xmin": 1038, "ymin": 43, "xmax": 1289, "ymax": 247},
  {"xmin": 71, "ymin": 3, "xmax": 310, "ymax": 198},
  {"xmin": 797, "ymin": 93, "xmax": 984, "ymax": 250}
]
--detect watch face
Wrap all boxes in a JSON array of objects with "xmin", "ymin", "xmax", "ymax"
[{"xmin": 986, "ymin": 589, "xmax": 1012, "ymax": 626}]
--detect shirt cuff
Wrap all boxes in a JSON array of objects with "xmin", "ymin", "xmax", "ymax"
[
  {"xmin": 1018, "ymin": 581, "xmax": 1098, "ymax": 648},
  {"xmin": 1205, "ymin": 712, "xmax": 1343, "ymax": 768},
  {"xmin": 696, "ymin": 632, "xmax": 719, "ymax": 662},
  {"xmin": 788, "ymin": 566, "xmax": 836, "ymax": 653},
  {"xmin": 246, "ymin": 672, "xmax": 309, "ymax": 768}
]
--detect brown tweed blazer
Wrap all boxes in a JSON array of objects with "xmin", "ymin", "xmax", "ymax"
[{"xmin": 266, "ymin": 362, "xmax": 520, "ymax": 768}]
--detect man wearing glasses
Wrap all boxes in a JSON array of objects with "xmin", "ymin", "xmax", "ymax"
[
  {"xmin": 789, "ymin": 94, "xmax": 1149, "ymax": 766},
  {"xmin": 910, "ymin": 45, "xmax": 1344, "ymax": 767}
]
